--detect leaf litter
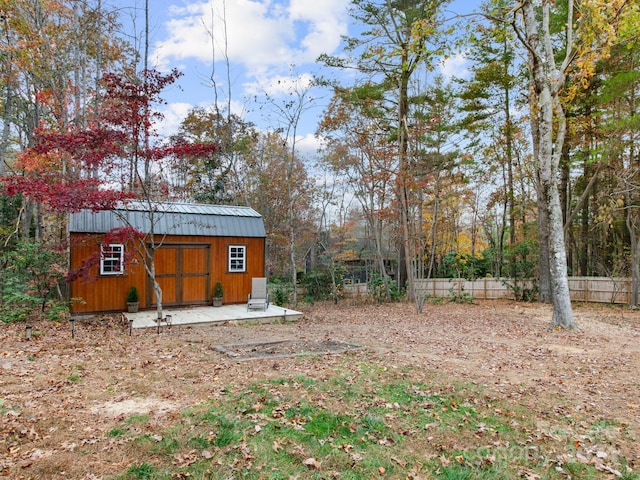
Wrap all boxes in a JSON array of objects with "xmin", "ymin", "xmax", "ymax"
[{"xmin": 1, "ymin": 300, "xmax": 639, "ymax": 478}]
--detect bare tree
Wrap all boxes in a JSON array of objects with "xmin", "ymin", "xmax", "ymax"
[{"xmin": 263, "ymin": 72, "xmax": 317, "ymax": 305}]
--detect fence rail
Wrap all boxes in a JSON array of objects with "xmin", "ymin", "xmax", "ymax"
[{"xmin": 344, "ymin": 277, "xmax": 634, "ymax": 304}]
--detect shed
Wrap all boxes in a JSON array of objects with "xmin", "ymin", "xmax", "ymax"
[{"xmin": 69, "ymin": 201, "xmax": 266, "ymax": 314}]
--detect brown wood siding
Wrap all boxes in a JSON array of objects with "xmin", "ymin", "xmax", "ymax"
[{"xmin": 70, "ymin": 233, "xmax": 265, "ymax": 314}]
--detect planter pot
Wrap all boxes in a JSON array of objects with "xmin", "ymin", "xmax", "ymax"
[
  {"xmin": 212, "ymin": 297, "xmax": 223, "ymax": 307},
  {"xmin": 127, "ymin": 302, "xmax": 139, "ymax": 313}
]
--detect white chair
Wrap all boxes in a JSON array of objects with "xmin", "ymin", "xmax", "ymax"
[{"xmin": 247, "ymin": 277, "xmax": 269, "ymax": 311}]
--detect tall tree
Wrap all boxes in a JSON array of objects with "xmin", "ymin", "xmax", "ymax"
[
  {"xmin": 318, "ymin": 84, "xmax": 397, "ymax": 301},
  {"xmin": 263, "ymin": 73, "xmax": 316, "ymax": 305},
  {"xmin": 595, "ymin": 40, "xmax": 640, "ymax": 305},
  {"xmin": 243, "ymin": 131, "xmax": 317, "ymax": 281},
  {"xmin": 0, "ymin": 0, "xmax": 131, "ymax": 240},
  {"xmin": 413, "ymin": 76, "xmax": 464, "ymax": 280},
  {"xmin": 459, "ymin": 0, "xmax": 524, "ymax": 277},
  {"xmin": 170, "ymin": 107, "xmax": 258, "ymax": 204},
  {"xmin": 508, "ymin": 0, "xmax": 636, "ymax": 328},
  {"xmin": 319, "ymin": 0, "xmax": 451, "ymax": 304}
]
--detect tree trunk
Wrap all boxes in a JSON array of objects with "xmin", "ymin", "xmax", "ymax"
[
  {"xmin": 371, "ymin": 216, "xmax": 392, "ymax": 302},
  {"xmin": 502, "ymin": 35, "xmax": 516, "ymax": 254},
  {"xmin": 427, "ymin": 171, "xmax": 441, "ymax": 279},
  {"xmin": 288, "ymin": 137, "xmax": 298, "ymax": 306},
  {"xmin": 290, "ymin": 213, "xmax": 297, "ymax": 305},
  {"xmin": 141, "ymin": 245, "xmax": 163, "ymax": 321},
  {"xmin": 540, "ymin": 172, "xmax": 574, "ymax": 327},
  {"xmin": 519, "ymin": 0, "xmax": 575, "ymax": 328},
  {"xmin": 625, "ymin": 185, "xmax": 640, "ymax": 308},
  {"xmin": 628, "ymin": 223, "xmax": 639, "ymax": 308},
  {"xmin": 397, "ymin": 70, "xmax": 415, "ymax": 302},
  {"xmin": 499, "ymin": 162, "xmax": 508, "ymax": 278},
  {"xmin": 579, "ymin": 161, "xmax": 591, "ymax": 275},
  {"xmin": 536, "ymin": 177, "xmax": 552, "ymax": 303},
  {"xmin": 0, "ymin": 83, "xmax": 12, "ymax": 175}
]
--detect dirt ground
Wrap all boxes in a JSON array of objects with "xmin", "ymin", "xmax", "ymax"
[{"xmin": 1, "ymin": 299, "xmax": 640, "ymax": 478}]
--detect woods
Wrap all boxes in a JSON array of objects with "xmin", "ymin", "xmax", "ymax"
[{"xmin": 1, "ymin": 0, "xmax": 640, "ymax": 326}]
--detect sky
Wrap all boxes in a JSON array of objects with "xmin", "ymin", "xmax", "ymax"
[{"xmin": 108, "ymin": 0, "xmax": 479, "ymax": 156}]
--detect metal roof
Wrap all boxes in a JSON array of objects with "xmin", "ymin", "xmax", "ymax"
[{"xmin": 69, "ymin": 201, "xmax": 266, "ymax": 238}]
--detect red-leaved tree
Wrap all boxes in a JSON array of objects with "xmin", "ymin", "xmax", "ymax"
[{"xmin": 1, "ymin": 68, "xmax": 217, "ymax": 319}]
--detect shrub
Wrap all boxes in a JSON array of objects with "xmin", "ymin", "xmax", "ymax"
[
  {"xmin": 502, "ymin": 236, "xmax": 539, "ymax": 301},
  {"xmin": 127, "ymin": 285, "xmax": 139, "ymax": 303},
  {"xmin": 448, "ymin": 286, "xmax": 475, "ymax": 304},
  {"xmin": 266, "ymin": 278, "xmax": 294, "ymax": 306},
  {"xmin": 272, "ymin": 286, "xmax": 290, "ymax": 306},
  {"xmin": 300, "ymin": 267, "xmax": 344, "ymax": 302},
  {"xmin": 0, "ymin": 241, "xmax": 67, "ymax": 323},
  {"xmin": 368, "ymin": 273, "xmax": 400, "ymax": 303}
]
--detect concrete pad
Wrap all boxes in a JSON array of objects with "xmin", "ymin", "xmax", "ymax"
[{"xmin": 125, "ymin": 304, "xmax": 302, "ymax": 329}]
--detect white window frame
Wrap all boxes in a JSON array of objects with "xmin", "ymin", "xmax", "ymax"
[
  {"xmin": 228, "ymin": 245, "xmax": 246, "ymax": 273},
  {"xmin": 100, "ymin": 243, "xmax": 124, "ymax": 275}
]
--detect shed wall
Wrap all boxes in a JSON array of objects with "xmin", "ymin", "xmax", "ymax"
[{"xmin": 70, "ymin": 233, "xmax": 266, "ymax": 314}]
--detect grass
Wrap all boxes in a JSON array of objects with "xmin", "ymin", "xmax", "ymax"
[
  {"xmin": 107, "ymin": 359, "xmax": 637, "ymax": 480},
  {"xmin": 0, "ymin": 398, "xmax": 10, "ymax": 415},
  {"xmin": 124, "ymin": 414, "xmax": 150, "ymax": 425}
]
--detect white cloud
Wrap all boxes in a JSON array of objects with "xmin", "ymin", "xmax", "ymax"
[
  {"xmin": 156, "ymin": 102, "xmax": 193, "ymax": 138},
  {"xmin": 296, "ymin": 132, "xmax": 322, "ymax": 158},
  {"xmin": 146, "ymin": 0, "xmax": 350, "ymax": 138},
  {"xmin": 153, "ymin": 0, "xmax": 350, "ymax": 75},
  {"xmin": 151, "ymin": 1, "xmax": 285, "ymax": 74},
  {"xmin": 288, "ymin": 0, "xmax": 349, "ymax": 61},
  {"xmin": 244, "ymin": 71, "xmax": 315, "ymax": 97},
  {"xmin": 439, "ymin": 52, "xmax": 470, "ymax": 80}
]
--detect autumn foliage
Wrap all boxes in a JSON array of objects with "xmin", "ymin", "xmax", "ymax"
[
  {"xmin": 1, "ymin": 68, "xmax": 216, "ymax": 215},
  {"xmin": 0, "ymin": 67, "xmax": 217, "ymax": 309}
]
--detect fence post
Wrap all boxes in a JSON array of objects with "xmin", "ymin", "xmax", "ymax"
[{"xmin": 585, "ymin": 278, "xmax": 589, "ymax": 303}]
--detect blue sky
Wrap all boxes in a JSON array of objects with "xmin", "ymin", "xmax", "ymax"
[{"xmin": 108, "ymin": 0, "xmax": 479, "ymax": 155}]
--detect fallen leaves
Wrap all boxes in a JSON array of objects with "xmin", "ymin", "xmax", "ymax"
[
  {"xmin": 303, "ymin": 457, "xmax": 321, "ymax": 469},
  {"xmin": 1, "ymin": 301, "xmax": 639, "ymax": 478},
  {"xmin": 172, "ymin": 450, "xmax": 198, "ymax": 468}
]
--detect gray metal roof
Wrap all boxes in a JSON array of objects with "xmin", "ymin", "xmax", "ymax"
[{"xmin": 70, "ymin": 201, "xmax": 266, "ymax": 238}]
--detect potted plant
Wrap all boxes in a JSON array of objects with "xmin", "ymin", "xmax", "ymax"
[
  {"xmin": 126, "ymin": 285, "xmax": 140, "ymax": 313},
  {"xmin": 212, "ymin": 281, "xmax": 223, "ymax": 307}
]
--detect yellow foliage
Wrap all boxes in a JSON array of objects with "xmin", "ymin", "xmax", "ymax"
[
  {"xmin": 335, "ymin": 249, "xmax": 358, "ymax": 263},
  {"xmin": 565, "ymin": 0, "xmax": 636, "ymax": 100},
  {"xmin": 17, "ymin": 150, "xmax": 63, "ymax": 174},
  {"xmin": 455, "ymin": 232, "xmax": 487, "ymax": 260}
]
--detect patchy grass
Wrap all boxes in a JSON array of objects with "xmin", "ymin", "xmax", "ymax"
[{"xmin": 107, "ymin": 360, "xmax": 636, "ymax": 479}]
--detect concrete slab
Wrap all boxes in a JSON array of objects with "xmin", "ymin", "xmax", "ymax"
[{"xmin": 125, "ymin": 304, "xmax": 302, "ymax": 329}]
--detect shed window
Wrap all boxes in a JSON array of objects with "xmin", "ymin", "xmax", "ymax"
[
  {"xmin": 228, "ymin": 245, "xmax": 246, "ymax": 272},
  {"xmin": 101, "ymin": 243, "xmax": 124, "ymax": 275}
]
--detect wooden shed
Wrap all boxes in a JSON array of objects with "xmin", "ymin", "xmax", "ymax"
[{"xmin": 69, "ymin": 201, "xmax": 266, "ymax": 314}]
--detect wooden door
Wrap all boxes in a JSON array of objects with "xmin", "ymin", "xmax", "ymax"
[
  {"xmin": 149, "ymin": 244, "xmax": 210, "ymax": 306},
  {"xmin": 181, "ymin": 245, "xmax": 209, "ymax": 303}
]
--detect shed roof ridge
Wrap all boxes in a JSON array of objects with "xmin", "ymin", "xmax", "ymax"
[{"xmin": 114, "ymin": 201, "xmax": 261, "ymax": 217}]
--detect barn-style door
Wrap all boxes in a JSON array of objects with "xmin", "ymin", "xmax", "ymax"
[{"xmin": 148, "ymin": 243, "xmax": 210, "ymax": 307}]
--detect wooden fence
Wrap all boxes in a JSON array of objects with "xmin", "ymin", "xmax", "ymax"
[{"xmin": 344, "ymin": 277, "xmax": 634, "ymax": 304}]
